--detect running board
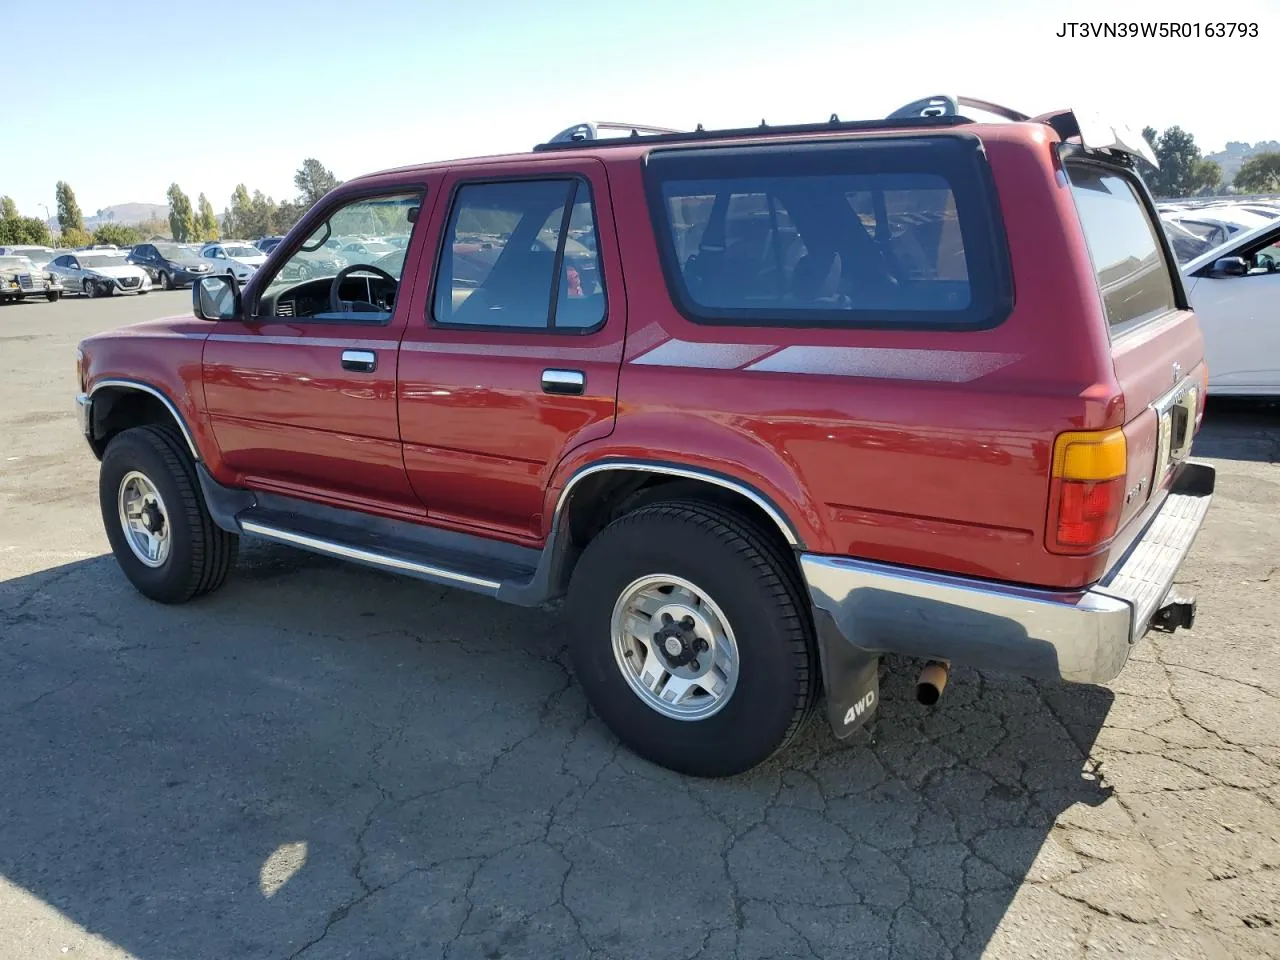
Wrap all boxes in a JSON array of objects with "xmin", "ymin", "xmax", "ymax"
[
  {"xmin": 195, "ymin": 465, "xmax": 562, "ymax": 606},
  {"xmin": 239, "ymin": 519, "xmax": 509, "ymax": 595}
]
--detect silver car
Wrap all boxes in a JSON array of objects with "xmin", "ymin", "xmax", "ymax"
[{"xmin": 46, "ymin": 251, "xmax": 153, "ymax": 298}]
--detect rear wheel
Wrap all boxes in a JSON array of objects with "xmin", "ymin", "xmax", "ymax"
[
  {"xmin": 99, "ymin": 425, "xmax": 238, "ymax": 604},
  {"xmin": 566, "ymin": 499, "xmax": 818, "ymax": 777}
]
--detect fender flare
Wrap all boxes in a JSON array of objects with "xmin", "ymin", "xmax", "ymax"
[{"xmin": 88, "ymin": 379, "xmax": 202, "ymax": 461}]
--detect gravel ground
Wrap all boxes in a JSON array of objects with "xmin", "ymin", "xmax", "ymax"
[{"xmin": 1, "ymin": 291, "xmax": 1278, "ymax": 960}]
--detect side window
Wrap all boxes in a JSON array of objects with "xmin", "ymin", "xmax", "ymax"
[
  {"xmin": 254, "ymin": 190, "xmax": 422, "ymax": 323},
  {"xmin": 1068, "ymin": 163, "xmax": 1178, "ymax": 331},
  {"xmin": 432, "ymin": 178, "xmax": 606, "ymax": 332},
  {"xmin": 646, "ymin": 138, "xmax": 1009, "ymax": 329}
]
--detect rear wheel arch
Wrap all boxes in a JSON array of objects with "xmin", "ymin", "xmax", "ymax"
[
  {"xmin": 88, "ymin": 382, "xmax": 201, "ymax": 462},
  {"xmin": 548, "ymin": 463, "xmax": 806, "ymax": 597}
]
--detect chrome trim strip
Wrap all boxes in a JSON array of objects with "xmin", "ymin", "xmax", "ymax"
[
  {"xmin": 88, "ymin": 380, "xmax": 201, "ymax": 461},
  {"xmin": 239, "ymin": 520, "xmax": 503, "ymax": 592},
  {"xmin": 75, "ymin": 393, "xmax": 92, "ymax": 437},
  {"xmin": 554, "ymin": 461, "xmax": 800, "ymax": 547}
]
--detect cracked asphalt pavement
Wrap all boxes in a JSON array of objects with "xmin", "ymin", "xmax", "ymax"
[{"xmin": 2, "ymin": 292, "xmax": 1278, "ymax": 959}]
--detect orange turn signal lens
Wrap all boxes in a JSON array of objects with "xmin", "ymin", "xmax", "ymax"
[{"xmin": 1051, "ymin": 428, "xmax": 1127, "ymax": 481}]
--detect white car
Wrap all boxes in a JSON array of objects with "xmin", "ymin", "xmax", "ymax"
[
  {"xmin": 1183, "ymin": 220, "xmax": 1280, "ymax": 396},
  {"xmin": 46, "ymin": 251, "xmax": 152, "ymax": 298},
  {"xmin": 339, "ymin": 239, "xmax": 399, "ymax": 261},
  {"xmin": 200, "ymin": 242, "xmax": 267, "ymax": 284}
]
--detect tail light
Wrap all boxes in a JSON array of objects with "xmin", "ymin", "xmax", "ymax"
[{"xmin": 1047, "ymin": 428, "xmax": 1127, "ymax": 555}]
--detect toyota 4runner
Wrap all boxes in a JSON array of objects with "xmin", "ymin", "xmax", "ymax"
[{"xmin": 75, "ymin": 96, "xmax": 1215, "ymax": 777}]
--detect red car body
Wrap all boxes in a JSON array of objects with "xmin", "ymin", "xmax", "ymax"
[{"xmin": 76, "ymin": 100, "xmax": 1215, "ymax": 775}]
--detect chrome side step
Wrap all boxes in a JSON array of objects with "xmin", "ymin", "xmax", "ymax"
[{"xmin": 239, "ymin": 520, "xmax": 504, "ymax": 596}]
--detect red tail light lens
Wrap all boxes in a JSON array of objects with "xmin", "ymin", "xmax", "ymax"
[
  {"xmin": 1048, "ymin": 428, "xmax": 1127, "ymax": 555},
  {"xmin": 1054, "ymin": 478, "xmax": 1125, "ymax": 550}
]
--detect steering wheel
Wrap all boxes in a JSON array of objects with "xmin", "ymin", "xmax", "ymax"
[{"xmin": 329, "ymin": 264, "xmax": 398, "ymax": 314}]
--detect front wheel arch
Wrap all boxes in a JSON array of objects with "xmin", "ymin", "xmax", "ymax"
[{"xmin": 87, "ymin": 383, "xmax": 202, "ymax": 462}]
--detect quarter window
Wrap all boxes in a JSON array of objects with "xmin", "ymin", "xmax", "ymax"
[
  {"xmin": 432, "ymin": 179, "xmax": 606, "ymax": 332},
  {"xmin": 1067, "ymin": 164, "xmax": 1178, "ymax": 330}
]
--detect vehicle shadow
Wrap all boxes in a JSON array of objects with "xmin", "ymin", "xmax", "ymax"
[
  {"xmin": 0, "ymin": 546, "xmax": 1116, "ymax": 959},
  {"xmin": 1194, "ymin": 397, "xmax": 1280, "ymax": 463}
]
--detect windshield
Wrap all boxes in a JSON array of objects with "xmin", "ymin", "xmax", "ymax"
[
  {"xmin": 226, "ymin": 246, "xmax": 260, "ymax": 257},
  {"xmin": 155, "ymin": 243, "xmax": 199, "ymax": 259},
  {"xmin": 80, "ymin": 255, "xmax": 129, "ymax": 268},
  {"xmin": 0, "ymin": 256, "xmax": 35, "ymax": 270}
]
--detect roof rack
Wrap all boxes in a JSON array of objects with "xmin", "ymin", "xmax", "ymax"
[{"xmin": 532, "ymin": 96, "xmax": 1158, "ymax": 167}]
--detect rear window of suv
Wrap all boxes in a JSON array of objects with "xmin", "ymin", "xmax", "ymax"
[
  {"xmin": 644, "ymin": 135, "xmax": 1012, "ymax": 330},
  {"xmin": 1067, "ymin": 162, "xmax": 1178, "ymax": 332}
]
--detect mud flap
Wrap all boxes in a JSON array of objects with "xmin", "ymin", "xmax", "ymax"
[{"xmin": 812, "ymin": 608, "xmax": 880, "ymax": 738}]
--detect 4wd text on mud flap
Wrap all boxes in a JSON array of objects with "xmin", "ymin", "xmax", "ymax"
[{"xmin": 844, "ymin": 690, "xmax": 876, "ymax": 726}]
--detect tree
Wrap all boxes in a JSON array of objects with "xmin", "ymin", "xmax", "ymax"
[
  {"xmin": 56, "ymin": 227, "xmax": 93, "ymax": 249},
  {"xmin": 226, "ymin": 184, "xmax": 253, "ymax": 238},
  {"xmin": 55, "ymin": 181, "xmax": 84, "ymax": 232},
  {"xmin": 195, "ymin": 193, "xmax": 219, "ymax": 240},
  {"xmin": 167, "ymin": 183, "xmax": 195, "ymax": 242},
  {"xmin": 1138, "ymin": 126, "xmax": 1222, "ymax": 198},
  {"xmin": 0, "ymin": 196, "xmax": 17, "ymax": 219},
  {"xmin": 294, "ymin": 158, "xmax": 340, "ymax": 207},
  {"xmin": 1233, "ymin": 152, "xmax": 1280, "ymax": 194},
  {"xmin": 0, "ymin": 215, "xmax": 52, "ymax": 246},
  {"xmin": 274, "ymin": 199, "xmax": 306, "ymax": 234},
  {"xmin": 93, "ymin": 223, "xmax": 142, "ymax": 247}
]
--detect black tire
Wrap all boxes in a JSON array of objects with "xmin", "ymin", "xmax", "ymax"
[
  {"xmin": 566, "ymin": 499, "xmax": 818, "ymax": 777},
  {"xmin": 46, "ymin": 291, "xmax": 61, "ymax": 302},
  {"xmin": 82, "ymin": 280, "xmax": 95, "ymax": 299},
  {"xmin": 161, "ymin": 270, "xmax": 174, "ymax": 290},
  {"xmin": 99, "ymin": 425, "xmax": 238, "ymax": 604}
]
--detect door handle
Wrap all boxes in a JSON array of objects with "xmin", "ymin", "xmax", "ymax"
[
  {"xmin": 341, "ymin": 349, "xmax": 377, "ymax": 373},
  {"xmin": 542, "ymin": 369, "xmax": 585, "ymax": 395}
]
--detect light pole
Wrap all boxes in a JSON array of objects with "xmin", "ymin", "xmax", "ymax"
[{"xmin": 38, "ymin": 202, "xmax": 54, "ymax": 241}]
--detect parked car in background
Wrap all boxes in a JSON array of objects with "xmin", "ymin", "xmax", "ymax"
[
  {"xmin": 0, "ymin": 255, "xmax": 64, "ymax": 302},
  {"xmin": 128, "ymin": 242, "xmax": 215, "ymax": 289},
  {"xmin": 200, "ymin": 242, "xmax": 267, "ymax": 284},
  {"xmin": 1181, "ymin": 220, "xmax": 1280, "ymax": 396},
  {"xmin": 256, "ymin": 236, "xmax": 286, "ymax": 254},
  {"xmin": 0, "ymin": 245, "xmax": 56, "ymax": 267},
  {"xmin": 339, "ymin": 238, "xmax": 398, "ymax": 260},
  {"xmin": 47, "ymin": 251, "xmax": 152, "ymax": 298},
  {"xmin": 278, "ymin": 248, "xmax": 347, "ymax": 281}
]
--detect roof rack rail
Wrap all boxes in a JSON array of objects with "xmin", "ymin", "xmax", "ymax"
[
  {"xmin": 543, "ymin": 121, "xmax": 684, "ymax": 146},
  {"xmin": 532, "ymin": 113, "xmax": 969, "ymax": 152}
]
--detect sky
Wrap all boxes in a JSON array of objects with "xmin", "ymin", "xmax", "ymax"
[{"xmin": 3, "ymin": 0, "xmax": 1278, "ymax": 219}]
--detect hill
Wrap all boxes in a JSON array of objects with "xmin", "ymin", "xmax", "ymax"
[
  {"xmin": 84, "ymin": 202, "xmax": 169, "ymax": 228},
  {"xmin": 1205, "ymin": 141, "xmax": 1280, "ymax": 182}
]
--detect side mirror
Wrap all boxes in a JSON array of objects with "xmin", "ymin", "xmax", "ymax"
[
  {"xmin": 1208, "ymin": 256, "xmax": 1249, "ymax": 278},
  {"xmin": 193, "ymin": 274, "xmax": 239, "ymax": 321}
]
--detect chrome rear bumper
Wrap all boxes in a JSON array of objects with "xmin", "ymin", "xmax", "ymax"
[{"xmin": 802, "ymin": 460, "xmax": 1215, "ymax": 686}]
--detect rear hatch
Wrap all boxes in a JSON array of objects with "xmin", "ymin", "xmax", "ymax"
[{"xmin": 1064, "ymin": 158, "xmax": 1205, "ymax": 554}]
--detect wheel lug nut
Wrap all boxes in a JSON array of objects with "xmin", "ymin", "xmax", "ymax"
[
  {"xmin": 689, "ymin": 659, "xmax": 700, "ymax": 671},
  {"xmin": 694, "ymin": 639, "xmax": 709, "ymax": 652}
]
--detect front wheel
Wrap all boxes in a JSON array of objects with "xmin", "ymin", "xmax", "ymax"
[
  {"xmin": 46, "ymin": 291, "xmax": 61, "ymax": 302},
  {"xmin": 99, "ymin": 425, "xmax": 238, "ymax": 604},
  {"xmin": 566, "ymin": 499, "xmax": 818, "ymax": 777},
  {"xmin": 161, "ymin": 270, "xmax": 174, "ymax": 290},
  {"xmin": 82, "ymin": 279, "xmax": 96, "ymax": 298}
]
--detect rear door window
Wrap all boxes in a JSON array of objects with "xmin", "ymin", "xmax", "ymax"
[
  {"xmin": 1067, "ymin": 163, "xmax": 1179, "ymax": 332},
  {"xmin": 645, "ymin": 135, "xmax": 1011, "ymax": 329}
]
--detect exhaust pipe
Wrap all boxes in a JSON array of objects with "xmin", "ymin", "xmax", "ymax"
[{"xmin": 916, "ymin": 661, "xmax": 950, "ymax": 705}]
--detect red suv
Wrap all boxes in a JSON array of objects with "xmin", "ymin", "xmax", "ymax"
[{"xmin": 75, "ymin": 96, "xmax": 1215, "ymax": 777}]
